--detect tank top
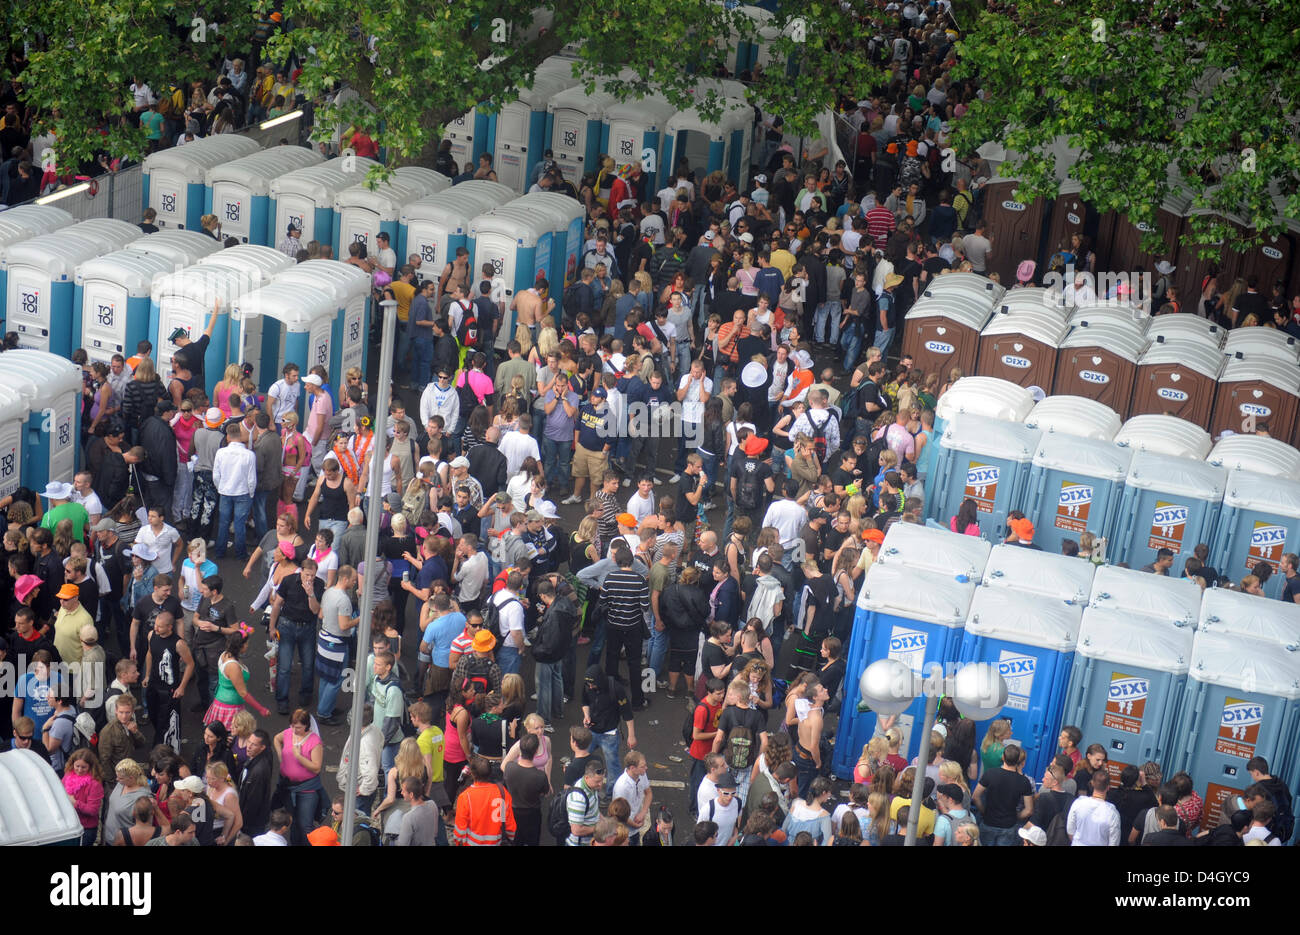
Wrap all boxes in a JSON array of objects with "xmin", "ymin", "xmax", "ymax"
[
  {"xmin": 215, "ymin": 654, "xmax": 247, "ymax": 705},
  {"xmin": 445, "ymin": 706, "xmax": 468, "ymax": 764},
  {"xmin": 318, "ymin": 475, "xmax": 350, "ymax": 521},
  {"xmin": 148, "ymin": 630, "xmax": 182, "ymax": 688}
]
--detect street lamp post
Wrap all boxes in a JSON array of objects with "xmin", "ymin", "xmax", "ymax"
[{"xmin": 857, "ymin": 657, "xmax": 1008, "ymax": 846}]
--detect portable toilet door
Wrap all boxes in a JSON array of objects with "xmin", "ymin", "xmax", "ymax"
[
  {"xmin": 1223, "ymin": 328, "xmax": 1300, "ymax": 367},
  {"xmin": 980, "ymin": 543, "xmax": 1096, "ymax": 605},
  {"xmin": 1062, "ymin": 606, "xmax": 1195, "ymax": 786},
  {"xmin": 1097, "ymin": 186, "xmax": 1191, "ymax": 280},
  {"xmin": 977, "ymin": 301, "xmax": 1072, "ymax": 391},
  {"xmin": 442, "ymin": 106, "xmax": 493, "ymax": 178},
  {"xmin": 546, "ymin": 85, "xmax": 616, "ymax": 187},
  {"xmin": 469, "ymin": 208, "xmax": 549, "ymax": 351},
  {"xmin": 1206, "ymin": 433, "xmax": 1300, "ymax": 482},
  {"xmin": 1052, "ymin": 317, "xmax": 1147, "ymax": 413},
  {"xmin": 925, "ymin": 413, "xmax": 1041, "ymax": 535},
  {"xmin": 663, "ymin": 107, "xmax": 730, "ymax": 178},
  {"xmin": 1022, "ymin": 432, "xmax": 1133, "ymax": 555},
  {"xmin": 149, "ymin": 266, "xmax": 251, "ymax": 396},
  {"xmin": 1044, "ymin": 179, "xmax": 1092, "ymax": 267},
  {"xmin": 333, "ymin": 175, "xmax": 429, "ymax": 261},
  {"xmin": 872, "ymin": 521, "xmax": 992, "ymax": 580},
  {"xmin": 231, "ymin": 283, "xmax": 338, "ymax": 415},
  {"xmin": 978, "ymin": 180, "xmax": 1049, "ymax": 284},
  {"xmin": 603, "ymin": 94, "xmax": 675, "ymax": 191},
  {"xmin": 0, "ymin": 385, "xmax": 27, "ymax": 500},
  {"xmin": 1114, "ymin": 414, "xmax": 1213, "ymax": 460},
  {"xmin": 0, "ymin": 350, "xmax": 82, "ymax": 489},
  {"xmin": 959, "ymin": 586, "xmax": 1083, "ymax": 778},
  {"xmin": 204, "ymin": 145, "xmax": 324, "ymax": 245},
  {"xmin": 142, "ymin": 135, "xmax": 261, "ymax": 230},
  {"xmin": 1111, "ymin": 451, "xmax": 1226, "ymax": 566},
  {"xmin": 1023, "ymin": 396, "xmax": 1122, "ymax": 442},
  {"xmin": 902, "ymin": 292, "xmax": 995, "ymax": 384},
  {"xmin": 268, "ymin": 157, "xmax": 379, "ymax": 249},
  {"xmin": 127, "ymin": 229, "xmax": 223, "ymax": 268},
  {"xmin": 519, "ymin": 191, "xmax": 585, "ymax": 296},
  {"xmin": 398, "ymin": 183, "xmax": 515, "ymax": 269},
  {"xmin": 1088, "ymin": 564, "xmax": 1203, "ymax": 627},
  {"xmin": 932, "ymin": 376, "xmax": 1035, "ymax": 435},
  {"xmin": 832, "ymin": 562, "xmax": 977, "ymax": 771},
  {"xmin": 1129, "ymin": 336, "xmax": 1223, "ymax": 425},
  {"xmin": 75, "ymin": 249, "xmax": 177, "ymax": 366},
  {"xmin": 493, "ymin": 73, "xmax": 579, "ymax": 193},
  {"xmin": 1208, "ymin": 470, "xmax": 1300, "ymax": 599},
  {"xmin": 1211, "ymin": 355, "xmax": 1300, "ymax": 444},
  {"xmin": 273, "ymin": 260, "xmax": 373, "ymax": 388},
  {"xmin": 1171, "ymin": 630, "xmax": 1300, "ymax": 832}
]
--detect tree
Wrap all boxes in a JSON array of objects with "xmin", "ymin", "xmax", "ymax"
[
  {"xmin": 950, "ymin": 0, "xmax": 1300, "ymax": 256},
  {"xmin": 7, "ymin": 2, "xmax": 876, "ymax": 179}
]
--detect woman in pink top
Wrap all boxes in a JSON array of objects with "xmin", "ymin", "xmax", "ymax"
[
  {"xmin": 63, "ymin": 749, "xmax": 105, "ymax": 845},
  {"xmin": 949, "ymin": 497, "xmax": 981, "ymax": 536},
  {"xmin": 501, "ymin": 713, "xmax": 553, "ymax": 793},
  {"xmin": 272, "ymin": 708, "xmax": 324, "ymax": 845},
  {"xmin": 213, "ymin": 364, "xmax": 244, "ymax": 420}
]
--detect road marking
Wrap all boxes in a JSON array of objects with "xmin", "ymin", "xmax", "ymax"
[{"xmin": 649, "ymin": 779, "xmax": 686, "ymax": 789}]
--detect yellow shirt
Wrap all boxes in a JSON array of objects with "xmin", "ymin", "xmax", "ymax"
[
  {"xmin": 391, "ymin": 280, "xmax": 415, "ymax": 323},
  {"xmin": 53, "ymin": 605, "xmax": 93, "ymax": 665},
  {"xmin": 889, "ymin": 795, "xmax": 936, "ymax": 836},
  {"xmin": 417, "ymin": 725, "xmax": 445, "ymax": 783}
]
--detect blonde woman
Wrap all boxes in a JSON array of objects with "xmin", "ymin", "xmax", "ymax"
[
  {"xmin": 344, "ymin": 366, "xmax": 368, "ymax": 404},
  {"xmin": 280, "ymin": 411, "xmax": 311, "ymax": 512},
  {"xmin": 206, "ymin": 761, "xmax": 244, "ymax": 845},
  {"xmin": 528, "ymin": 324, "xmax": 559, "ymax": 365},
  {"xmin": 736, "ymin": 252, "xmax": 759, "ymax": 296},
  {"xmin": 855, "ymin": 736, "xmax": 890, "ymax": 785},
  {"xmin": 938, "ymin": 759, "xmax": 971, "ymax": 810},
  {"xmin": 846, "ymin": 493, "xmax": 868, "ymax": 525},
  {"xmin": 200, "ymin": 213, "xmax": 222, "ymax": 239},
  {"xmin": 230, "ymin": 709, "xmax": 258, "ymax": 767},
  {"xmin": 864, "ymin": 791, "xmax": 892, "ymax": 845},
  {"xmin": 501, "ymin": 713, "xmax": 553, "ymax": 793},
  {"xmin": 632, "ymin": 271, "xmax": 654, "ymax": 311},
  {"xmin": 213, "ymin": 363, "xmax": 244, "ymax": 419},
  {"xmin": 374, "ymin": 737, "xmax": 428, "ymax": 837}
]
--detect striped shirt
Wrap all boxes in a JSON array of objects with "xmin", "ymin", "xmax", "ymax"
[
  {"xmin": 601, "ymin": 567, "xmax": 651, "ymax": 629},
  {"xmin": 566, "ymin": 779, "xmax": 600, "ymax": 845},
  {"xmin": 865, "ymin": 205, "xmax": 896, "ymax": 250},
  {"xmin": 595, "ymin": 490, "xmax": 620, "ymax": 547}
]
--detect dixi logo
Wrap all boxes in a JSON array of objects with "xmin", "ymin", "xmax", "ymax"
[
  {"xmin": 1108, "ymin": 677, "xmax": 1148, "ymax": 701},
  {"xmin": 890, "ymin": 632, "xmax": 927, "ymax": 652},
  {"xmin": 966, "ymin": 466, "xmax": 999, "ymax": 486},
  {"xmin": 1157, "ymin": 387, "xmax": 1188, "ymax": 402},
  {"xmin": 1251, "ymin": 525, "xmax": 1287, "ymax": 547},
  {"xmin": 998, "ymin": 656, "xmax": 1036, "ymax": 677},
  {"xmin": 1001, "ymin": 355, "xmax": 1031, "ymax": 369},
  {"xmin": 1152, "ymin": 505, "xmax": 1187, "ymax": 527},
  {"xmin": 1079, "ymin": 369, "xmax": 1110, "ymax": 384},
  {"xmin": 924, "ymin": 341, "xmax": 954, "ymax": 354},
  {"xmin": 1239, "ymin": 403, "xmax": 1271, "ymax": 418}
]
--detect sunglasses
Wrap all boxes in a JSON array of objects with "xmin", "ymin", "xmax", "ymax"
[{"xmin": 15, "ymin": 734, "xmax": 32, "ymax": 741}]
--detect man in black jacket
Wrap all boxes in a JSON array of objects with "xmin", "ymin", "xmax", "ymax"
[
  {"xmin": 531, "ymin": 578, "xmax": 574, "ymax": 730},
  {"xmin": 238, "ymin": 728, "xmax": 275, "ymax": 836},
  {"xmin": 138, "ymin": 399, "xmax": 179, "ymax": 522},
  {"xmin": 431, "ymin": 318, "xmax": 460, "ymax": 388},
  {"xmin": 466, "ymin": 426, "xmax": 508, "ymax": 499}
]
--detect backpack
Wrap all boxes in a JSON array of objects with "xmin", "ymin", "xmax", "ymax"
[
  {"xmin": 808, "ymin": 411, "xmax": 837, "ymax": 463},
  {"xmin": 480, "ymin": 596, "xmax": 519, "ymax": 648},
  {"xmin": 549, "ymin": 784, "xmax": 590, "ymax": 842},
  {"xmin": 56, "ymin": 711, "xmax": 97, "ymax": 754},
  {"xmin": 722, "ymin": 723, "xmax": 754, "ymax": 771},
  {"xmin": 456, "ymin": 307, "xmax": 479, "ymax": 348},
  {"xmin": 458, "ymin": 652, "xmax": 497, "ymax": 698},
  {"xmin": 1045, "ymin": 812, "xmax": 1071, "ymax": 846},
  {"xmin": 683, "ymin": 701, "xmax": 707, "ymax": 747},
  {"xmin": 734, "ymin": 457, "xmax": 764, "ymax": 512}
]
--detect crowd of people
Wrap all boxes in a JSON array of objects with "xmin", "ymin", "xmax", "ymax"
[{"xmin": 1, "ymin": 1, "xmax": 1298, "ymax": 850}]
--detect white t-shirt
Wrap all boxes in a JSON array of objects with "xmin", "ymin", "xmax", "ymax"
[
  {"xmin": 656, "ymin": 186, "xmax": 678, "ymax": 214},
  {"xmin": 762, "ymin": 499, "xmax": 808, "ymax": 551},
  {"xmin": 831, "ymin": 803, "xmax": 871, "ymax": 834},
  {"xmin": 268, "ymin": 379, "xmax": 301, "ymax": 425},
  {"xmin": 705, "ymin": 795, "xmax": 741, "ymax": 845},
  {"xmin": 611, "ymin": 770, "xmax": 651, "ymax": 830},
  {"xmin": 309, "ymin": 545, "xmax": 340, "ymax": 579},
  {"xmin": 135, "ymin": 523, "xmax": 181, "ymax": 574},
  {"xmin": 626, "ymin": 491, "xmax": 656, "ymax": 524},
  {"xmin": 455, "ymin": 550, "xmax": 489, "ymax": 603},
  {"xmin": 493, "ymin": 589, "xmax": 525, "ymax": 643},
  {"xmin": 677, "ymin": 374, "xmax": 712, "ymax": 425},
  {"xmin": 640, "ymin": 214, "xmax": 666, "ymax": 245},
  {"xmin": 1242, "ymin": 826, "xmax": 1282, "ymax": 846},
  {"xmin": 376, "ymin": 247, "xmax": 397, "ymax": 272},
  {"xmin": 1066, "ymin": 796, "xmax": 1121, "ymax": 846},
  {"xmin": 72, "ymin": 489, "xmax": 104, "ymax": 519},
  {"xmin": 841, "ymin": 229, "xmax": 863, "ymax": 256}
]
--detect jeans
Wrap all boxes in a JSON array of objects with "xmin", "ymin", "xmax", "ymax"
[
  {"xmin": 191, "ymin": 640, "xmax": 223, "ymax": 708},
  {"xmin": 980, "ymin": 822, "xmax": 1020, "ymax": 847},
  {"xmin": 535, "ymin": 659, "xmax": 563, "ymax": 723},
  {"xmin": 275, "ymin": 618, "xmax": 317, "ymax": 708},
  {"xmin": 318, "ymin": 518, "xmax": 348, "ymax": 543},
  {"xmin": 317, "ymin": 642, "xmax": 349, "ymax": 718},
  {"xmin": 873, "ymin": 326, "xmax": 895, "ymax": 355},
  {"xmin": 100, "ymin": 597, "xmax": 129, "ymax": 658},
  {"xmin": 813, "ymin": 301, "xmax": 843, "ymax": 344},
  {"xmin": 842, "ymin": 324, "xmax": 864, "ymax": 371},
  {"xmin": 411, "ymin": 338, "xmax": 434, "ymax": 389},
  {"xmin": 689, "ymin": 757, "xmax": 708, "ymax": 816},
  {"xmin": 214, "ymin": 492, "xmax": 252, "ymax": 558},
  {"xmin": 541, "ymin": 436, "xmax": 572, "ymax": 492},
  {"xmin": 497, "ymin": 643, "xmax": 522, "ymax": 675},
  {"xmin": 252, "ymin": 488, "xmax": 272, "ymax": 543},
  {"xmin": 647, "ymin": 625, "xmax": 667, "ymax": 680},
  {"xmin": 382, "ymin": 741, "xmax": 400, "ymax": 775},
  {"xmin": 624, "ymin": 433, "xmax": 659, "ymax": 481},
  {"xmin": 395, "ymin": 328, "xmax": 412, "ymax": 381},
  {"xmin": 287, "ymin": 777, "xmax": 324, "ymax": 846},
  {"xmin": 675, "ymin": 343, "xmax": 692, "ymax": 383},
  {"xmin": 795, "ymin": 749, "xmax": 819, "ymax": 801},
  {"xmin": 590, "ymin": 730, "xmax": 620, "ymax": 776}
]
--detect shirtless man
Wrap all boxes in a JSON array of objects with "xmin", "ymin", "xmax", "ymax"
[
  {"xmin": 439, "ymin": 247, "xmax": 471, "ymax": 310},
  {"xmin": 795, "ymin": 680, "xmax": 828, "ymax": 800},
  {"xmin": 510, "ymin": 278, "xmax": 556, "ymax": 347}
]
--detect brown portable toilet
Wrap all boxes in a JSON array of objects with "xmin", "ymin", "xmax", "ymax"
[
  {"xmin": 903, "ymin": 272, "xmax": 1005, "ymax": 379},
  {"xmin": 1173, "ymin": 207, "xmax": 1237, "ymax": 308},
  {"xmin": 1210, "ymin": 353, "xmax": 1300, "ymax": 443},
  {"xmin": 1129, "ymin": 335, "xmax": 1223, "ymax": 426},
  {"xmin": 1044, "ymin": 179, "xmax": 1091, "ymax": 262},
  {"xmin": 1234, "ymin": 230, "xmax": 1293, "ymax": 300},
  {"xmin": 977, "ymin": 288, "xmax": 1072, "ymax": 391},
  {"xmin": 1099, "ymin": 185, "xmax": 1193, "ymax": 284},
  {"xmin": 978, "ymin": 178, "xmax": 1047, "ymax": 284},
  {"xmin": 1053, "ymin": 307, "xmax": 1149, "ymax": 413},
  {"xmin": 1145, "ymin": 312, "xmax": 1227, "ymax": 349},
  {"xmin": 1222, "ymin": 328, "xmax": 1300, "ymax": 368}
]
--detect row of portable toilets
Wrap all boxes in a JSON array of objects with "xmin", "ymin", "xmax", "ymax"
[
  {"xmin": 834, "ymin": 523, "xmax": 1300, "ymax": 832},
  {"xmin": 903, "ymin": 272, "xmax": 1300, "ymax": 446},
  {"xmin": 927, "ymin": 375, "xmax": 1300, "ymax": 602}
]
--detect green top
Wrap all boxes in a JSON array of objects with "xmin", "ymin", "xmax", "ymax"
[
  {"xmin": 214, "ymin": 656, "xmax": 247, "ymax": 706},
  {"xmin": 141, "ymin": 110, "xmax": 165, "ymax": 141},
  {"xmin": 42, "ymin": 501, "xmax": 90, "ymax": 542},
  {"xmin": 981, "ymin": 741, "xmax": 1005, "ymax": 774}
]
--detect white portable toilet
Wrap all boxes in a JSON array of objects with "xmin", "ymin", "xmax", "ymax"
[
  {"xmin": 397, "ymin": 181, "xmax": 515, "ymax": 271},
  {"xmin": 1023, "ymin": 395, "xmax": 1122, "ymax": 441},
  {"xmin": 0, "ymin": 349, "xmax": 82, "ymax": 490},
  {"xmin": 0, "ymin": 384, "xmax": 28, "ymax": 499},
  {"xmin": 546, "ymin": 85, "xmax": 618, "ymax": 187},
  {"xmin": 1206, "ymin": 434, "xmax": 1300, "ymax": 482},
  {"xmin": 273, "ymin": 260, "xmax": 373, "ymax": 387},
  {"xmin": 1197, "ymin": 587, "xmax": 1300, "ymax": 649},
  {"xmin": 1111, "ymin": 450, "xmax": 1226, "ymax": 566},
  {"xmin": 1088, "ymin": 564, "xmax": 1202, "ymax": 627},
  {"xmin": 231, "ymin": 282, "xmax": 339, "ymax": 403},
  {"xmin": 492, "ymin": 72, "xmax": 580, "ymax": 193},
  {"xmin": 471, "ymin": 207, "xmax": 556, "ymax": 351},
  {"xmin": 933, "ymin": 376, "xmax": 1036, "ymax": 433},
  {"xmin": 142, "ymin": 134, "xmax": 262, "ymax": 230},
  {"xmin": 981, "ymin": 543, "xmax": 1096, "ymax": 604},
  {"xmin": 663, "ymin": 100, "xmax": 753, "ymax": 181},
  {"xmin": 1114, "ymin": 414, "xmax": 1213, "ymax": 460},
  {"xmin": 1223, "ymin": 327, "xmax": 1300, "ymax": 366},
  {"xmin": 0, "ymin": 748, "xmax": 84, "ymax": 846},
  {"xmin": 516, "ymin": 191, "xmax": 585, "ymax": 303},
  {"xmin": 1145, "ymin": 313, "xmax": 1226, "ymax": 348},
  {"xmin": 603, "ymin": 94, "xmax": 675, "ymax": 190},
  {"xmin": 0, "ymin": 206, "xmax": 76, "ymax": 315},
  {"xmin": 198, "ymin": 243, "xmax": 296, "ymax": 282},
  {"xmin": 1, "ymin": 218, "xmax": 142, "ymax": 355},
  {"xmin": 333, "ymin": 169, "xmax": 448, "ymax": 260},
  {"xmin": 204, "ymin": 145, "xmax": 324, "ymax": 246},
  {"xmin": 127, "ymin": 229, "xmax": 223, "ymax": 268},
  {"xmin": 268, "ymin": 156, "xmax": 380, "ymax": 249},
  {"xmin": 75, "ymin": 249, "xmax": 178, "ymax": 365},
  {"xmin": 872, "ymin": 521, "xmax": 992, "ymax": 580}
]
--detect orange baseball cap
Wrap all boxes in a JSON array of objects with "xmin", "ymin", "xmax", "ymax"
[
  {"xmin": 862, "ymin": 528, "xmax": 885, "ymax": 544},
  {"xmin": 1008, "ymin": 516, "xmax": 1035, "ymax": 543}
]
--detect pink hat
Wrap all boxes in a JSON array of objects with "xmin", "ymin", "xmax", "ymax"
[
  {"xmin": 15, "ymin": 574, "xmax": 42, "ymax": 603},
  {"xmin": 1015, "ymin": 260, "xmax": 1036, "ymax": 284}
]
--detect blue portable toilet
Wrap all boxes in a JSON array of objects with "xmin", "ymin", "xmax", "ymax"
[
  {"xmin": 1111, "ymin": 451, "xmax": 1226, "ymax": 566},
  {"xmin": 1, "ymin": 218, "xmax": 142, "ymax": 355},
  {"xmin": 546, "ymin": 85, "xmax": 617, "ymax": 188},
  {"xmin": 203, "ymin": 145, "xmax": 323, "ymax": 245},
  {"xmin": 489, "ymin": 72, "xmax": 579, "ymax": 193},
  {"xmin": 141, "ymin": 135, "xmax": 261, "ymax": 230},
  {"xmin": 925, "ymin": 413, "xmax": 1041, "ymax": 538},
  {"xmin": 873, "ymin": 521, "xmax": 991, "ymax": 580},
  {"xmin": 1206, "ymin": 434, "xmax": 1300, "ymax": 482},
  {"xmin": 398, "ymin": 181, "xmax": 515, "ymax": 270},
  {"xmin": 833, "ymin": 562, "xmax": 977, "ymax": 772},
  {"xmin": 442, "ymin": 104, "xmax": 495, "ymax": 181},
  {"xmin": 516, "ymin": 191, "xmax": 585, "ymax": 301},
  {"xmin": 231, "ymin": 283, "xmax": 339, "ymax": 413},
  {"xmin": 959, "ymin": 586, "xmax": 1083, "ymax": 778},
  {"xmin": 273, "ymin": 260, "xmax": 373, "ymax": 387},
  {"xmin": 75, "ymin": 249, "xmax": 179, "ymax": 366},
  {"xmin": 268, "ymin": 157, "xmax": 380, "ymax": 249},
  {"xmin": 1062, "ymin": 606, "xmax": 1196, "ymax": 785},
  {"xmin": 1022, "ymin": 431, "xmax": 1132, "ymax": 556},
  {"xmin": 470, "ymin": 207, "xmax": 554, "ymax": 353},
  {"xmin": 127, "ymin": 229, "xmax": 223, "ymax": 270},
  {"xmin": 333, "ymin": 168, "xmax": 449, "ymax": 259},
  {"xmin": 603, "ymin": 94, "xmax": 675, "ymax": 191},
  {"xmin": 0, "ymin": 206, "xmax": 74, "ymax": 308},
  {"xmin": 1170, "ymin": 630, "xmax": 1300, "ymax": 832},
  {"xmin": 1023, "ymin": 395, "xmax": 1122, "ymax": 442},
  {"xmin": 931, "ymin": 375, "xmax": 1034, "ymax": 436},
  {"xmin": 980, "ymin": 543, "xmax": 1096, "ymax": 605},
  {"xmin": 1208, "ymin": 470, "xmax": 1300, "ymax": 599},
  {"xmin": 0, "ymin": 350, "xmax": 83, "ymax": 488},
  {"xmin": 1114, "ymin": 413, "xmax": 1212, "ymax": 460},
  {"xmin": 1088, "ymin": 564, "xmax": 1202, "ymax": 625},
  {"xmin": 662, "ymin": 100, "xmax": 753, "ymax": 181},
  {"xmin": 0, "ymin": 385, "xmax": 27, "ymax": 500}
]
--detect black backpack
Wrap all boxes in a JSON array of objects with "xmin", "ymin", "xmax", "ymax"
[
  {"xmin": 457, "ymin": 651, "xmax": 496, "ymax": 698},
  {"xmin": 734, "ymin": 457, "xmax": 764, "ymax": 512},
  {"xmin": 1045, "ymin": 812, "xmax": 1071, "ymax": 846},
  {"xmin": 683, "ymin": 701, "xmax": 707, "ymax": 747},
  {"xmin": 549, "ymin": 784, "xmax": 590, "ymax": 843}
]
